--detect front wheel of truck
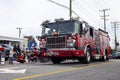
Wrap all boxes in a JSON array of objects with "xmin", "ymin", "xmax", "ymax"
[
  {"xmin": 51, "ymin": 58, "xmax": 61, "ymax": 64},
  {"xmin": 83, "ymin": 48, "xmax": 91, "ymax": 64}
]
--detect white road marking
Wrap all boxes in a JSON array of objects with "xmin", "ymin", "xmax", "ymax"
[{"xmin": 0, "ymin": 68, "xmax": 26, "ymax": 73}]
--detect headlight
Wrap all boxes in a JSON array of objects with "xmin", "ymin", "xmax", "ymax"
[
  {"xmin": 66, "ymin": 37, "xmax": 75, "ymax": 47},
  {"xmin": 39, "ymin": 39, "xmax": 46, "ymax": 48}
]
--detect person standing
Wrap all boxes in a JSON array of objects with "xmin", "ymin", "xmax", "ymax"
[
  {"xmin": 9, "ymin": 48, "xmax": 14, "ymax": 64},
  {"xmin": 17, "ymin": 45, "xmax": 21, "ymax": 54},
  {"xmin": 27, "ymin": 50, "xmax": 32, "ymax": 63},
  {"xmin": 22, "ymin": 44, "xmax": 26, "ymax": 54}
]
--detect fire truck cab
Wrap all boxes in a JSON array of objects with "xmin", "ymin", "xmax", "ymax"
[{"xmin": 39, "ymin": 18, "xmax": 110, "ymax": 64}]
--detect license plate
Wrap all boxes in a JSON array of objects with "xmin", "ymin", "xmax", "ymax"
[{"xmin": 47, "ymin": 51, "xmax": 59, "ymax": 56}]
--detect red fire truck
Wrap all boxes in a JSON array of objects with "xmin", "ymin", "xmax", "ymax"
[{"xmin": 38, "ymin": 18, "xmax": 111, "ymax": 64}]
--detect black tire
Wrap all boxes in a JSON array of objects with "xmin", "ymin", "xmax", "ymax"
[
  {"xmin": 51, "ymin": 58, "xmax": 61, "ymax": 64},
  {"xmin": 106, "ymin": 54, "xmax": 109, "ymax": 61},
  {"xmin": 101, "ymin": 52, "xmax": 107, "ymax": 61},
  {"xmin": 83, "ymin": 48, "xmax": 91, "ymax": 64}
]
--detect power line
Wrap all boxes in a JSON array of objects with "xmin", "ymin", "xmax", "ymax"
[
  {"xmin": 97, "ymin": 0, "xmax": 107, "ymax": 8},
  {"xmin": 48, "ymin": 0, "xmax": 102, "ymax": 28},
  {"xmin": 48, "ymin": 0, "xmax": 79, "ymax": 18},
  {"xmin": 77, "ymin": 0, "xmax": 99, "ymax": 16},
  {"xmin": 74, "ymin": 0, "xmax": 101, "ymax": 20},
  {"xmin": 76, "ymin": 0, "xmax": 104, "ymax": 22},
  {"xmin": 73, "ymin": 1, "xmax": 100, "ymax": 26},
  {"xmin": 94, "ymin": 0, "xmax": 105, "ymax": 9},
  {"xmin": 73, "ymin": 2, "xmax": 91, "ymax": 20},
  {"xmin": 102, "ymin": 0, "xmax": 108, "ymax": 8}
]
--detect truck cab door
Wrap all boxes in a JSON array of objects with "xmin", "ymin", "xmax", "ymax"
[{"xmin": 85, "ymin": 26, "xmax": 95, "ymax": 49}]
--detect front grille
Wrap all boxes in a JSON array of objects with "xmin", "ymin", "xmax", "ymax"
[{"xmin": 46, "ymin": 36, "xmax": 66, "ymax": 48}]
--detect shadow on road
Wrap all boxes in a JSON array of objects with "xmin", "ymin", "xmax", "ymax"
[{"xmin": 33, "ymin": 59, "xmax": 110, "ymax": 68}]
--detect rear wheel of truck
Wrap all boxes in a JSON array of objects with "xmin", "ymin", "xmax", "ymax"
[
  {"xmin": 101, "ymin": 51, "xmax": 108, "ymax": 61},
  {"xmin": 51, "ymin": 58, "xmax": 61, "ymax": 64}
]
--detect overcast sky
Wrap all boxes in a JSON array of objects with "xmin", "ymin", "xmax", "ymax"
[{"xmin": 0, "ymin": 0, "xmax": 120, "ymax": 48}]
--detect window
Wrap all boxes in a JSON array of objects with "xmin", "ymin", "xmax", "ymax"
[
  {"xmin": 42, "ymin": 20, "xmax": 75, "ymax": 35},
  {"xmin": 90, "ymin": 28, "xmax": 94, "ymax": 37},
  {"xmin": 74, "ymin": 22, "xmax": 79, "ymax": 34}
]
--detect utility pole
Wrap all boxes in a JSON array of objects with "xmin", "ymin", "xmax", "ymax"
[
  {"xmin": 48, "ymin": 0, "xmax": 79, "ymax": 19},
  {"xmin": 16, "ymin": 27, "xmax": 22, "ymax": 38},
  {"xmin": 69, "ymin": 0, "xmax": 72, "ymax": 19},
  {"xmin": 111, "ymin": 22, "xmax": 120, "ymax": 51},
  {"xmin": 99, "ymin": 9, "xmax": 110, "ymax": 31}
]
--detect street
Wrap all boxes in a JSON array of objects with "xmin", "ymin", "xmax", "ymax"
[{"xmin": 0, "ymin": 59, "xmax": 120, "ymax": 80}]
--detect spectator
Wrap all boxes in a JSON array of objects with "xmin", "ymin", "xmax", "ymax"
[
  {"xmin": 9, "ymin": 48, "xmax": 14, "ymax": 64},
  {"xmin": 17, "ymin": 53, "xmax": 25, "ymax": 63},
  {"xmin": 22, "ymin": 44, "xmax": 26, "ymax": 54},
  {"xmin": 32, "ymin": 47, "xmax": 38, "ymax": 62},
  {"xmin": 13, "ymin": 45, "xmax": 17, "ymax": 52},
  {"xmin": 30, "ymin": 52, "xmax": 38, "ymax": 62},
  {"xmin": 30, "ymin": 52, "xmax": 35, "ymax": 62},
  {"xmin": 17, "ymin": 45, "xmax": 21, "ymax": 54},
  {"xmin": 13, "ymin": 44, "xmax": 19, "ymax": 57},
  {"xmin": 27, "ymin": 50, "xmax": 32, "ymax": 63}
]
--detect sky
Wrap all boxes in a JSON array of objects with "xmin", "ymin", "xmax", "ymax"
[{"xmin": 0, "ymin": 0, "xmax": 120, "ymax": 48}]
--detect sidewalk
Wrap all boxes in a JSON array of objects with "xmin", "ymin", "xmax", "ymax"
[
  {"xmin": 0, "ymin": 60, "xmax": 40, "ymax": 67},
  {"xmin": 0, "ymin": 61, "xmax": 20, "ymax": 66}
]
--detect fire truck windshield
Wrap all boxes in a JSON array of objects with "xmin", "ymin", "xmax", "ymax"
[{"xmin": 42, "ymin": 21, "xmax": 75, "ymax": 35}]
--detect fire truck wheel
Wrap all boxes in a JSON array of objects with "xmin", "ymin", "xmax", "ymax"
[
  {"xmin": 51, "ymin": 58, "xmax": 61, "ymax": 64},
  {"xmin": 84, "ymin": 48, "xmax": 91, "ymax": 64},
  {"xmin": 101, "ymin": 52, "xmax": 107, "ymax": 61}
]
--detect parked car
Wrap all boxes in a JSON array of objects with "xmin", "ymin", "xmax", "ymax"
[
  {"xmin": 114, "ymin": 52, "xmax": 120, "ymax": 59},
  {"xmin": 0, "ymin": 44, "xmax": 13, "ymax": 60}
]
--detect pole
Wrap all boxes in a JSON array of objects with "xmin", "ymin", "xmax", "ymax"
[
  {"xmin": 99, "ymin": 9, "xmax": 110, "ymax": 31},
  {"xmin": 16, "ymin": 27, "xmax": 22, "ymax": 38},
  {"xmin": 48, "ymin": 0, "xmax": 79, "ymax": 18},
  {"xmin": 114, "ymin": 23, "xmax": 117, "ymax": 51},
  {"xmin": 103, "ymin": 10, "xmax": 106, "ymax": 31},
  {"xmin": 70, "ymin": 0, "xmax": 72, "ymax": 19},
  {"xmin": 111, "ymin": 22, "xmax": 120, "ymax": 51}
]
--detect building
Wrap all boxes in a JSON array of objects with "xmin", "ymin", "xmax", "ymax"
[{"xmin": 0, "ymin": 35, "xmax": 28, "ymax": 49}]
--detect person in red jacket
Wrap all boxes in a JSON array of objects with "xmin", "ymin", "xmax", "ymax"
[
  {"xmin": 32, "ymin": 47, "xmax": 38, "ymax": 62},
  {"xmin": 17, "ymin": 52, "xmax": 25, "ymax": 63}
]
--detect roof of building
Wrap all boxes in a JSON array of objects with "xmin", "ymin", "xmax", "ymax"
[{"xmin": 0, "ymin": 35, "xmax": 27, "ymax": 42}]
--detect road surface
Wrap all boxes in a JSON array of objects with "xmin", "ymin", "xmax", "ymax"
[{"xmin": 0, "ymin": 59, "xmax": 120, "ymax": 80}]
